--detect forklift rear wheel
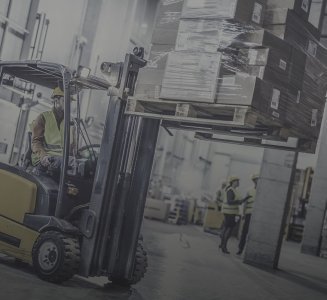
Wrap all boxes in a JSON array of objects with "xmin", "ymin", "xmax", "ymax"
[
  {"xmin": 111, "ymin": 241, "xmax": 148, "ymax": 286},
  {"xmin": 32, "ymin": 231, "xmax": 80, "ymax": 283}
]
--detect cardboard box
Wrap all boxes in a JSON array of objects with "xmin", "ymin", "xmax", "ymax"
[
  {"xmin": 146, "ymin": 44, "xmax": 174, "ymax": 70},
  {"xmin": 151, "ymin": 0, "xmax": 184, "ymax": 45},
  {"xmin": 245, "ymin": 65, "xmax": 290, "ymax": 90},
  {"xmin": 134, "ymin": 68, "xmax": 165, "ymax": 99},
  {"xmin": 286, "ymin": 92, "xmax": 324, "ymax": 138},
  {"xmin": 264, "ymin": 0, "xmax": 312, "ymax": 24},
  {"xmin": 175, "ymin": 19, "xmax": 247, "ymax": 53},
  {"xmin": 288, "ymin": 47, "xmax": 306, "ymax": 94},
  {"xmin": 160, "ymin": 51, "xmax": 222, "ymax": 103},
  {"xmin": 238, "ymin": 48, "xmax": 291, "ymax": 73},
  {"xmin": 154, "ymin": 0, "xmax": 184, "ymax": 30},
  {"xmin": 134, "ymin": 44, "xmax": 175, "ymax": 99},
  {"xmin": 238, "ymin": 29, "xmax": 292, "ymax": 56},
  {"xmin": 175, "ymin": 19, "xmax": 222, "ymax": 53},
  {"xmin": 181, "ymin": 0, "xmax": 266, "ymax": 26},
  {"xmin": 216, "ymin": 73, "xmax": 289, "ymax": 122},
  {"xmin": 264, "ymin": 9, "xmax": 320, "ymax": 40}
]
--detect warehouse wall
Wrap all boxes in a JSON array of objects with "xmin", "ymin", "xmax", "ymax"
[
  {"xmin": 152, "ymin": 128, "xmax": 263, "ymax": 200},
  {"xmin": 37, "ymin": 0, "xmax": 87, "ymax": 65}
]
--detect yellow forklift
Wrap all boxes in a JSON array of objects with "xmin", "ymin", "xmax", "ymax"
[{"xmin": 0, "ymin": 50, "xmax": 160, "ymax": 285}]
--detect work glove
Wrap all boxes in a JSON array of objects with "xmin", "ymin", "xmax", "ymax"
[
  {"xmin": 40, "ymin": 155, "xmax": 52, "ymax": 167},
  {"xmin": 49, "ymin": 156, "xmax": 62, "ymax": 169},
  {"xmin": 40, "ymin": 155, "xmax": 62, "ymax": 169}
]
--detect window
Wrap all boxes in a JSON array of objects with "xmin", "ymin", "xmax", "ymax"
[
  {"xmin": 129, "ymin": 0, "xmax": 159, "ymax": 54},
  {"xmin": 0, "ymin": 0, "xmax": 32, "ymax": 60}
]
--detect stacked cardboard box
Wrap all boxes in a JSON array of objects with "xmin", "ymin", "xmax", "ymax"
[
  {"xmin": 136, "ymin": 0, "xmax": 267, "ymax": 103},
  {"xmin": 216, "ymin": 73, "xmax": 290, "ymax": 120},
  {"xmin": 181, "ymin": 0, "xmax": 266, "ymax": 25},
  {"xmin": 159, "ymin": 0, "xmax": 268, "ymax": 104},
  {"xmin": 264, "ymin": 0, "xmax": 311, "ymax": 25},
  {"xmin": 135, "ymin": 0, "xmax": 184, "ymax": 99},
  {"xmin": 262, "ymin": 3, "xmax": 326, "ymax": 138},
  {"xmin": 135, "ymin": 0, "xmax": 326, "ymax": 139}
]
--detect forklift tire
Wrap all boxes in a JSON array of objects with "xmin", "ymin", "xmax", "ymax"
[
  {"xmin": 111, "ymin": 241, "xmax": 148, "ymax": 286},
  {"xmin": 32, "ymin": 231, "xmax": 80, "ymax": 283}
]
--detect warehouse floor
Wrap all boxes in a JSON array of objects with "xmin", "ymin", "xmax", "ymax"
[{"xmin": 1, "ymin": 219, "xmax": 327, "ymax": 300}]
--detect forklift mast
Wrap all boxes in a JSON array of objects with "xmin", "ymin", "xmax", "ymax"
[{"xmin": 79, "ymin": 53, "xmax": 161, "ymax": 281}]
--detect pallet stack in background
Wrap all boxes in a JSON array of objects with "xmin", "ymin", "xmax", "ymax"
[
  {"xmin": 263, "ymin": 0, "xmax": 327, "ymax": 138},
  {"xmin": 134, "ymin": 0, "xmax": 327, "ymax": 141}
]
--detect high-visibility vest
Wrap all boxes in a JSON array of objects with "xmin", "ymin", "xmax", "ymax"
[
  {"xmin": 32, "ymin": 111, "xmax": 64, "ymax": 165},
  {"xmin": 244, "ymin": 188, "xmax": 256, "ymax": 215},
  {"xmin": 222, "ymin": 186, "xmax": 240, "ymax": 215}
]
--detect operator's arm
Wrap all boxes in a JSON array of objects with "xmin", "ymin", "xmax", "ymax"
[{"xmin": 31, "ymin": 114, "xmax": 47, "ymax": 160}]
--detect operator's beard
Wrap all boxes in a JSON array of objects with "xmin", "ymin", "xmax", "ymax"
[{"xmin": 53, "ymin": 105, "xmax": 64, "ymax": 122}]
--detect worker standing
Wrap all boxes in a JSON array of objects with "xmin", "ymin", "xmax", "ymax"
[
  {"xmin": 216, "ymin": 181, "xmax": 227, "ymax": 211},
  {"xmin": 237, "ymin": 174, "xmax": 259, "ymax": 255},
  {"xmin": 220, "ymin": 176, "xmax": 248, "ymax": 254}
]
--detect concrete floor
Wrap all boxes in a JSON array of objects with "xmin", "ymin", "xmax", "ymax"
[{"xmin": 1, "ymin": 219, "xmax": 327, "ymax": 300}]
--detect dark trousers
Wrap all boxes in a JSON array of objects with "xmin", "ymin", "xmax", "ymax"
[
  {"xmin": 238, "ymin": 214, "xmax": 252, "ymax": 253},
  {"xmin": 220, "ymin": 214, "xmax": 237, "ymax": 250}
]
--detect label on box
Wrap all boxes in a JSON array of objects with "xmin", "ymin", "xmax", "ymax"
[
  {"xmin": 176, "ymin": 33, "xmax": 189, "ymax": 50},
  {"xmin": 279, "ymin": 59, "xmax": 287, "ymax": 71},
  {"xmin": 311, "ymin": 109, "xmax": 318, "ymax": 127},
  {"xmin": 296, "ymin": 90, "xmax": 301, "ymax": 103},
  {"xmin": 126, "ymin": 99, "xmax": 137, "ymax": 112},
  {"xmin": 233, "ymin": 108, "xmax": 247, "ymax": 124},
  {"xmin": 307, "ymin": 40, "xmax": 317, "ymax": 57},
  {"xmin": 176, "ymin": 104, "xmax": 190, "ymax": 117},
  {"xmin": 271, "ymin": 89, "xmax": 280, "ymax": 109},
  {"xmin": 301, "ymin": 0, "xmax": 310, "ymax": 13},
  {"xmin": 248, "ymin": 50, "xmax": 258, "ymax": 65},
  {"xmin": 187, "ymin": 0, "xmax": 205, "ymax": 8},
  {"xmin": 272, "ymin": 111, "xmax": 280, "ymax": 118},
  {"xmin": 252, "ymin": 3, "xmax": 263, "ymax": 24}
]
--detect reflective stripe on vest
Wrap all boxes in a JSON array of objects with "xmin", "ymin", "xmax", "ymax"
[
  {"xmin": 245, "ymin": 188, "xmax": 256, "ymax": 215},
  {"xmin": 32, "ymin": 111, "xmax": 64, "ymax": 165},
  {"xmin": 222, "ymin": 186, "xmax": 240, "ymax": 215}
]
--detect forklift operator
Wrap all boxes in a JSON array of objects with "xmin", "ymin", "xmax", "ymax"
[{"xmin": 31, "ymin": 87, "xmax": 74, "ymax": 172}]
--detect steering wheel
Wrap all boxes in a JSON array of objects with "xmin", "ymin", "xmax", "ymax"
[{"xmin": 77, "ymin": 144, "xmax": 100, "ymax": 160}]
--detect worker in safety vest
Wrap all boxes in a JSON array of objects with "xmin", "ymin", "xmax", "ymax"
[
  {"xmin": 31, "ymin": 87, "xmax": 75, "ymax": 173},
  {"xmin": 220, "ymin": 176, "xmax": 250, "ymax": 254},
  {"xmin": 236, "ymin": 174, "xmax": 259, "ymax": 255},
  {"xmin": 216, "ymin": 181, "xmax": 227, "ymax": 211}
]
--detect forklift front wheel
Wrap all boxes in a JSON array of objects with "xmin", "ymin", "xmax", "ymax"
[
  {"xmin": 32, "ymin": 231, "xmax": 80, "ymax": 283},
  {"xmin": 111, "ymin": 241, "xmax": 148, "ymax": 286}
]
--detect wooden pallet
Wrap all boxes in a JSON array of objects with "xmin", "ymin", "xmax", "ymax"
[
  {"xmin": 125, "ymin": 97, "xmax": 317, "ymax": 153},
  {"xmin": 126, "ymin": 97, "xmax": 282, "ymax": 129}
]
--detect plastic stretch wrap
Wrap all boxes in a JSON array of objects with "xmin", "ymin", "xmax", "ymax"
[
  {"xmin": 135, "ymin": 0, "xmax": 327, "ymax": 139},
  {"xmin": 151, "ymin": 0, "xmax": 184, "ymax": 45},
  {"xmin": 160, "ymin": 51, "xmax": 222, "ymax": 103},
  {"xmin": 181, "ymin": 0, "xmax": 266, "ymax": 26}
]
